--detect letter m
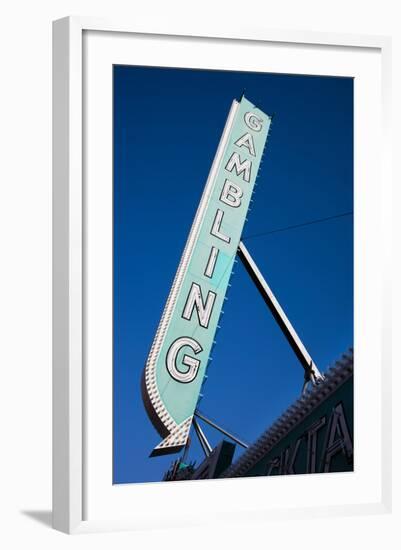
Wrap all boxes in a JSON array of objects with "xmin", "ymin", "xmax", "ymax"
[{"xmin": 225, "ymin": 152, "xmax": 251, "ymax": 182}]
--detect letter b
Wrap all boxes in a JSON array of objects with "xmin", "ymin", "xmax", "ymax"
[{"xmin": 220, "ymin": 179, "xmax": 243, "ymax": 208}]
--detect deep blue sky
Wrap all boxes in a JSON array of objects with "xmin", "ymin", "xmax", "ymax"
[{"xmin": 113, "ymin": 65, "xmax": 353, "ymax": 484}]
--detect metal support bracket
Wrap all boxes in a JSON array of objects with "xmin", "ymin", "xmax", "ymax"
[
  {"xmin": 237, "ymin": 241, "xmax": 324, "ymax": 388},
  {"xmin": 192, "ymin": 416, "xmax": 212, "ymax": 457},
  {"xmin": 195, "ymin": 410, "xmax": 249, "ymax": 449}
]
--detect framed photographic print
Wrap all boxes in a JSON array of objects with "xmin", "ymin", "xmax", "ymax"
[{"xmin": 52, "ymin": 17, "xmax": 392, "ymax": 533}]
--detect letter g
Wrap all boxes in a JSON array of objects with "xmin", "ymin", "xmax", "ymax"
[{"xmin": 166, "ymin": 337, "xmax": 203, "ymax": 383}]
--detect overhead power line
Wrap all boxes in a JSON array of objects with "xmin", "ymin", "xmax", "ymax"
[{"xmin": 242, "ymin": 211, "xmax": 353, "ymax": 241}]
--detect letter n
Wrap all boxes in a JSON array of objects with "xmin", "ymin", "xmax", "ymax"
[{"xmin": 182, "ymin": 282, "xmax": 217, "ymax": 328}]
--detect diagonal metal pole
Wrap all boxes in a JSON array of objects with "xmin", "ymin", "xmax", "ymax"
[
  {"xmin": 192, "ymin": 417, "xmax": 212, "ymax": 457},
  {"xmin": 195, "ymin": 410, "xmax": 249, "ymax": 449},
  {"xmin": 237, "ymin": 241, "xmax": 324, "ymax": 385}
]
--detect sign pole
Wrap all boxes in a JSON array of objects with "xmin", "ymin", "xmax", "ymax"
[
  {"xmin": 194, "ymin": 410, "xmax": 249, "ymax": 449},
  {"xmin": 237, "ymin": 241, "xmax": 324, "ymax": 386},
  {"xmin": 192, "ymin": 417, "xmax": 212, "ymax": 457}
]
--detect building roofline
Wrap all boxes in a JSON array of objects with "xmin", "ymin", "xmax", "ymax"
[{"xmin": 220, "ymin": 349, "xmax": 353, "ymax": 478}]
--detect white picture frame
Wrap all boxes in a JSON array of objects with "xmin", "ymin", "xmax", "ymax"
[{"xmin": 52, "ymin": 16, "xmax": 392, "ymax": 534}]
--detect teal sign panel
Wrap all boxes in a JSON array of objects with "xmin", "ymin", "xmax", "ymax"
[{"xmin": 141, "ymin": 96, "xmax": 271, "ymax": 456}]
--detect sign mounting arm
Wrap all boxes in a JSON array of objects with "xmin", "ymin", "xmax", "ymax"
[{"xmin": 237, "ymin": 241, "xmax": 324, "ymax": 386}]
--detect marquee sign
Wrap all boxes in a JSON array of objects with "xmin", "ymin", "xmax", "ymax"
[
  {"xmin": 219, "ymin": 351, "xmax": 354, "ymax": 478},
  {"xmin": 141, "ymin": 96, "xmax": 271, "ymax": 456}
]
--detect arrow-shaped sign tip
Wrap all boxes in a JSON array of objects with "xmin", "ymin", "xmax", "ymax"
[{"xmin": 149, "ymin": 416, "xmax": 193, "ymax": 458}]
